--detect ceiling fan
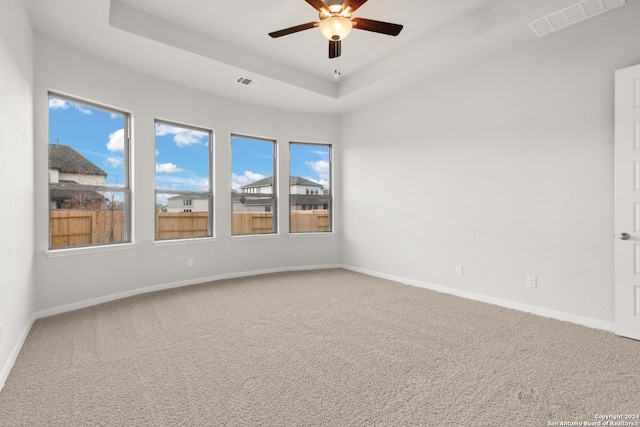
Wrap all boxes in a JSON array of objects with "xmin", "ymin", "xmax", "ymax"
[{"xmin": 268, "ymin": 0, "xmax": 403, "ymax": 59}]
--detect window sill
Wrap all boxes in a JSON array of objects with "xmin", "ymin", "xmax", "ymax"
[
  {"xmin": 153, "ymin": 237, "xmax": 216, "ymax": 247},
  {"xmin": 288, "ymin": 232, "xmax": 336, "ymax": 238},
  {"xmin": 44, "ymin": 243, "xmax": 139, "ymax": 258},
  {"xmin": 230, "ymin": 233, "xmax": 281, "ymax": 241}
]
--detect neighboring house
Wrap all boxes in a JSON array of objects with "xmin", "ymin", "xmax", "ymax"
[
  {"xmin": 289, "ymin": 176, "xmax": 330, "ymax": 211},
  {"xmin": 234, "ymin": 176, "xmax": 329, "ymax": 212},
  {"xmin": 239, "ymin": 176, "xmax": 275, "ymax": 194},
  {"xmin": 48, "ymin": 144, "xmax": 108, "ymax": 209},
  {"xmin": 231, "ymin": 189, "xmax": 244, "ymax": 212},
  {"xmin": 231, "ymin": 188, "xmax": 269, "ymax": 213},
  {"xmin": 166, "ymin": 194, "xmax": 209, "ymax": 213}
]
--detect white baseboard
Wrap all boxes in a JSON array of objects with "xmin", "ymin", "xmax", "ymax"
[
  {"xmin": 0, "ymin": 314, "xmax": 36, "ymax": 393},
  {"xmin": 341, "ymin": 265, "xmax": 615, "ymax": 333},
  {"xmin": 34, "ymin": 264, "xmax": 342, "ymax": 319}
]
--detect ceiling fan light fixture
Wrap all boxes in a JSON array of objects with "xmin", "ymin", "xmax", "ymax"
[{"xmin": 319, "ymin": 16, "xmax": 352, "ymax": 41}]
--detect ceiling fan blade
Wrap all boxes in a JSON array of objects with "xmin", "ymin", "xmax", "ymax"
[
  {"xmin": 329, "ymin": 40, "xmax": 341, "ymax": 58},
  {"xmin": 306, "ymin": 0, "xmax": 330, "ymax": 14},
  {"xmin": 341, "ymin": 0, "xmax": 368, "ymax": 13},
  {"xmin": 352, "ymin": 17, "xmax": 403, "ymax": 36},
  {"xmin": 269, "ymin": 22, "xmax": 319, "ymax": 38}
]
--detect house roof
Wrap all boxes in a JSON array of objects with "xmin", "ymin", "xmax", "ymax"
[
  {"xmin": 50, "ymin": 188, "xmax": 106, "ymax": 203},
  {"xmin": 241, "ymin": 176, "xmax": 324, "ymax": 189},
  {"xmin": 231, "ymin": 193, "xmax": 329, "ymax": 207},
  {"xmin": 290, "ymin": 195, "xmax": 330, "ymax": 206},
  {"xmin": 49, "ymin": 144, "xmax": 107, "ymax": 176}
]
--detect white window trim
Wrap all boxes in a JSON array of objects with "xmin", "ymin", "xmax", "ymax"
[
  {"xmin": 44, "ymin": 243, "xmax": 139, "ymax": 258},
  {"xmin": 47, "ymin": 93, "xmax": 132, "ymax": 251},
  {"xmin": 152, "ymin": 237, "xmax": 217, "ymax": 247},
  {"xmin": 229, "ymin": 233, "xmax": 281, "ymax": 241},
  {"xmin": 289, "ymin": 141, "xmax": 333, "ymax": 234},
  {"xmin": 287, "ymin": 232, "xmax": 337, "ymax": 238},
  {"xmin": 231, "ymin": 134, "xmax": 278, "ymax": 236},
  {"xmin": 154, "ymin": 119, "xmax": 214, "ymax": 241}
]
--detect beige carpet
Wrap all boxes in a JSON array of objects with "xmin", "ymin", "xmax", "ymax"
[{"xmin": 0, "ymin": 269, "xmax": 638, "ymax": 426}]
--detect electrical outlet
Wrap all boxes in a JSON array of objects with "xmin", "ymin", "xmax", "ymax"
[
  {"xmin": 360, "ymin": 250, "xmax": 366, "ymax": 259},
  {"xmin": 526, "ymin": 275, "xmax": 537, "ymax": 288},
  {"xmin": 187, "ymin": 258, "xmax": 194, "ymax": 267},
  {"xmin": 456, "ymin": 265, "xmax": 463, "ymax": 275}
]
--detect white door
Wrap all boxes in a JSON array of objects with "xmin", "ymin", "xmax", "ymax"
[{"xmin": 614, "ymin": 63, "xmax": 640, "ymax": 341}]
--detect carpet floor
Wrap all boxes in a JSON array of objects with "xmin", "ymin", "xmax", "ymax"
[{"xmin": 0, "ymin": 269, "xmax": 638, "ymax": 426}]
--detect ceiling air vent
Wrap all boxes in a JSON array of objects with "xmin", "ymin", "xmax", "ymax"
[
  {"xmin": 235, "ymin": 77, "xmax": 258, "ymax": 87},
  {"xmin": 529, "ymin": 0, "xmax": 626, "ymax": 37}
]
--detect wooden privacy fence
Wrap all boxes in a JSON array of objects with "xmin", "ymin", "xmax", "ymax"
[
  {"xmin": 232, "ymin": 212, "xmax": 273, "ymax": 235},
  {"xmin": 157, "ymin": 212, "xmax": 209, "ymax": 239},
  {"xmin": 51, "ymin": 209, "xmax": 330, "ymax": 247},
  {"xmin": 289, "ymin": 210, "xmax": 330, "ymax": 233},
  {"xmin": 232, "ymin": 210, "xmax": 329, "ymax": 234},
  {"xmin": 50, "ymin": 210, "xmax": 125, "ymax": 248}
]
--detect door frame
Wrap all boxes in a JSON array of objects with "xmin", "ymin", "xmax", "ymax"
[{"xmin": 614, "ymin": 63, "xmax": 640, "ymax": 341}]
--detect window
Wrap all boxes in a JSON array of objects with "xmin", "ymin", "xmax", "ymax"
[
  {"xmin": 48, "ymin": 94, "xmax": 131, "ymax": 249},
  {"xmin": 231, "ymin": 135, "xmax": 276, "ymax": 235},
  {"xmin": 289, "ymin": 142, "xmax": 332, "ymax": 233},
  {"xmin": 155, "ymin": 120, "xmax": 212, "ymax": 240}
]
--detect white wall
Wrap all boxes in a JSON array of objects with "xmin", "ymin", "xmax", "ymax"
[
  {"xmin": 12, "ymin": 0, "xmax": 640, "ymax": 384},
  {"xmin": 0, "ymin": 0, "xmax": 35, "ymax": 387},
  {"xmin": 340, "ymin": 2, "xmax": 640, "ymax": 324},
  {"xmin": 33, "ymin": 36, "xmax": 340, "ymax": 312}
]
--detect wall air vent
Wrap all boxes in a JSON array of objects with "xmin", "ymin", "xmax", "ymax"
[
  {"xmin": 235, "ymin": 77, "xmax": 258, "ymax": 87},
  {"xmin": 529, "ymin": 0, "xmax": 626, "ymax": 37}
]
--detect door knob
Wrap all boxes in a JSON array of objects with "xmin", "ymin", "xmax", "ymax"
[{"xmin": 620, "ymin": 232, "xmax": 631, "ymax": 240}]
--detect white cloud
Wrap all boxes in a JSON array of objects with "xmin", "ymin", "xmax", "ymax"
[
  {"xmin": 106, "ymin": 157, "xmax": 124, "ymax": 168},
  {"xmin": 156, "ymin": 175, "xmax": 209, "ymax": 192},
  {"xmin": 48, "ymin": 98, "xmax": 92, "ymax": 115},
  {"xmin": 231, "ymin": 171, "xmax": 265, "ymax": 192},
  {"xmin": 156, "ymin": 163, "xmax": 184, "ymax": 173},
  {"xmin": 75, "ymin": 105, "xmax": 92, "ymax": 115},
  {"xmin": 304, "ymin": 160, "xmax": 330, "ymax": 186},
  {"xmin": 156, "ymin": 123, "xmax": 207, "ymax": 148},
  {"xmin": 107, "ymin": 128, "xmax": 125, "ymax": 152},
  {"xmin": 305, "ymin": 160, "xmax": 329, "ymax": 174},
  {"xmin": 48, "ymin": 98, "xmax": 69, "ymax": 110},
  {"xmin": 174, "ymin": 132, "xmax": 201, "ymax": 147}
]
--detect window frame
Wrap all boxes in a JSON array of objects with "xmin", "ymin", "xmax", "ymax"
[
  {"xmin": 289, "ymin": 141, "xmax": 333, "ymax": 234},
  {"xmin": 231, "ymin": 134, "xmax": 278, "ymax": 236},
  {"xmin": 154, "ymin": 119, "xmax": 214, "ymax": 241},
  {"xmin": 47, "ymin": 93, "xmax": 132, "ymax": 250}
]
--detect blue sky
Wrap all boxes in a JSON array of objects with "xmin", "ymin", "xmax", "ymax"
[
  {"xmin": 155, "ymin": 121, "xmax": 210, "ymax": 194},
  {"xmin": 49, "ymin": 96, "xmax": 331, "ymax": 195}
]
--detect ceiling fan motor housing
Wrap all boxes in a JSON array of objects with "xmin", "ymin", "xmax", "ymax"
[
  {"xmin": 324, "ymin": 0, "xmax": 344, "ymax": 7},
  {"xmin": 268, "ymin": 0, "xmax": 403, "ymax": 59}
]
